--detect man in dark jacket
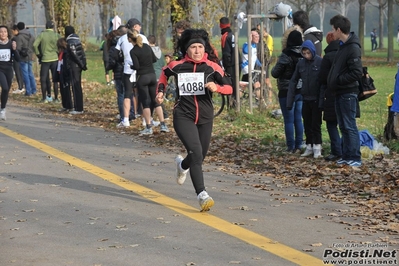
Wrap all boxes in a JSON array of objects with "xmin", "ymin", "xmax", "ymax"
[
  {"xmin": 220, "ymin": 17, "xmax": 239, "ymax": 106},
  {"xmin": 318, "ymin": 32, "xmax": 341, "ymax": 161},
  {"xmin": 327, "ymin": 15, "xmax": 363, "ymax": 167},
  {"xmin": 65, "ymin": 25, "xmax": 87, "ymax": 114},
  {"xmin": 292, "ymin": 10, "xmax": 323, "ymax": 56},
  {"xmin": 14, "ymin": 22, "xmax": 37, "ymax": 96}
]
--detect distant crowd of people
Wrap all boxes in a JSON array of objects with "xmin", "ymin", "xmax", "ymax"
[{"xmin": 3, "ymin": 20, "xmax": 87, "ymax": 116}]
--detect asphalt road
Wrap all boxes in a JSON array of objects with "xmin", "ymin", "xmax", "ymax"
[{"xmin": 0, "ymin": 104, "xmax": 398, "ymax": 266}]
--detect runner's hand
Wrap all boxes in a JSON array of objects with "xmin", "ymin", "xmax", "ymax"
[{"xmin": 205, "ymin": 82, "xmax": 217, "ymax": 92}]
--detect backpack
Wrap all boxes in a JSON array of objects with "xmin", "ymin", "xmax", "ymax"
[{"xmin": 358, "ymin": 67, "xmax": 377, "ymax": 101}]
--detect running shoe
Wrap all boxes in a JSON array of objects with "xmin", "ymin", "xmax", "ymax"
[
  {"xmin": 347, "ymin": 160, "xmax": 362, "ymax": 167},
  {"xmin": 198, "ymin": 191, "xmax": 214, "ymax": 212},
  {"xmin": 160, "ymin": 124, "xmax": 169, "ymax": 132},
  {"xmin": 175, "ymin": 155, "xmax": 188, "ymax": 185},
  {"xmin": 139, "ymin": 127, "xmax": 153, "ymax": 135},
  {"xmin": 117, "ymin": 120, "xmax": 130, "ymax": 128},
  {"xmin": 0, "ymin": 108, "xmax": 6, "ymax": 120}
]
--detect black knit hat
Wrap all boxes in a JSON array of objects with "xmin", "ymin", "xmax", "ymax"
[
  {"xmin": 65, "ymin": 26, "xmax": 75, "ymax": 38},
  {"xmin": 287, "ymin": 30, "xmax": 303, "ymax": 47},
  {"xmin": 126, "ymin": 18, "xmax": 141, "ymax": 29},
  {"xmin": 46, "ymin": 21, "xmax": 54, "ymax": 29},
  {"xmin": 17, "ymin": 22, "xmax": 25, "ymax": 30}
]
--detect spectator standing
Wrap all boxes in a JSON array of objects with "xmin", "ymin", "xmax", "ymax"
[
  {"xmin": 14, "ymin": 22, "xmax": 37, "ymax": 97},
  {"xmin": 287, "ymin": 40, "xmax": 323, "ymax": 158},
  {"xmin": 292, "ymin": 10, "xmax": 323, "ymax": 56},
  {"xmin": 318, "ymin": 32, "xmax": 342, "ymax": 161},
  {"xmin": 33, "ymin": 21, "xmax": 61, "ymax": 103},
  {"xmin": 155, "ymin": 29, "xmax": 233, "ymax": 211},
  {"xmin": 148, "ymin": 34, "xmax": 169, "ymax": 120},
  {"xmin": 241, "ymin": 28, "xmax": 262, "ymax": 98},
  {"xmin": 271, "ymin": 29, "xmax": 303, "ymax": 153},
  {"xmin": 0, "ymin": 25, "xmax": 20, "ymax": 120},
  {"xmin": 172, "ymin": 20, "xmax": 191, "ymax": 60},
  {"xmin": 100, "ymin": 33, "xmax": 112, "ymax": 85},
  {"xmin": 220, "ymin": 17, "xmax": 240, "ymax": 106},
  {"xmin": 106, "ymin": 28, "xmax": 125, "ymax": 122},
  {"xmin": 55, "ymin": 37, "xmax": 73, "ymax": 111},
  {"xmin": 65, "ymin": 26, "xmax": 87, "ymax": 114},
  {"xmin": 327, "ymin": 15, "xmax": 363, "ymax": 167},
  {"xmin": 370, "ymin": 28, "xmax": 377, "ymax": 52},
  {"xmin": 11, "ymin": 25, "xmax": 24, "ymax": 94},
  {"xmin": 115, "ymin": 18, "xmax": 148, "ymax": 128}
]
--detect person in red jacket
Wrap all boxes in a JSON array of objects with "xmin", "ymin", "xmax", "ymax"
[{"xmin": 155, "ymin": 28, "xmax": 232, "ymax": 212}]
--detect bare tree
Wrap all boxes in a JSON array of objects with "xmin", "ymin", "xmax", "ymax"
[
  {"xmin": 387, "ymin": 0, "xmax": 394, "ymax": 61},
  {"xmin": 358, "ymin": 0, "xmax": 368, "ymax": 55}
]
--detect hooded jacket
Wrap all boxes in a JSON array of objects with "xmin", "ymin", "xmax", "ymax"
[
  {"xmin": 14, "ymin": 29, "xmax": 35, "ymax": 62},
  {"xmin": 33, "ymin": 29, "xmax": 61, "ymax": 62},
  {"xmin": 327, "ymin": 32, "xmax": 363, "ymax": 96},
  {"xmin": 303, "ymin": 26, "xmax": 323, "ymax": 56},
  {"xmin": 66, "ymin": 33, "xmax": 87, "ymax": 70},
  {"xmin": 150, "ymin": 45, "xmax": 165, "ymax": 80},
  {"xmin": 107, "ymin": 35, "xmax": 124, "ymax": 80},
  {"xmin": 271, "ymin": 44, "xmax": 302, "ymax": 98},
  {"xmin": 287, "ymin": 40, "xmax": 322, "ymax": 109}
]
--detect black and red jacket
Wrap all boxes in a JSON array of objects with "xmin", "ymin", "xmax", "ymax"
[{"xmin": 157, "ymin": 53, "xmax": 232, "ymax": 124}]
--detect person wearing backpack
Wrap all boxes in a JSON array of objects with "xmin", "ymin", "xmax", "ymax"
[{"xmin": 14, "ymin": 22, "xmax": 37, "ymax": 97}]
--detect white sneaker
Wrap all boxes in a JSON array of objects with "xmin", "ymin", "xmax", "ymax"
[
  {"xmin": 12, "ymin": 89, "xmax": 24, "ymax": 94},
  {"xmin": 313, "ymin": 144, "xmax": 322, "ymax": 158},
  {"xmin": 0, "ymin": 109, "xmax": 6, "ymax": 120},
  {"xmin": 175, "ymin": 155, "xmax": 189, "ymax": 185},
  {"xmin": 139, "ymin": 127, "xmax": 153, "ymax": 135},
  {"xmin": 69, "ymin": 110, "xmax": 84, "ymax": 115},
  {"xmin": 117, "ymin": 120, "xmax": 130, "ymax": 128},
  {"xmin": 197, "ymin": 191, "xmax": 214, "ymax": 212},
  {"xmin": 301, "ymin": 144, "xmax": 313, "ymax": 157}
]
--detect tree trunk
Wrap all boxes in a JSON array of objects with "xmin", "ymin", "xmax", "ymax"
[
  {"xmin": 378, "ymin": 0, "xmax": 385, "ymax": 49},
  {"xmin": 387, "ymin": 0, "xmax": 394, "ymax": 62},
  {"xmin": 358, "ymin": 0, "xmax": 367, "ymax": 56}
]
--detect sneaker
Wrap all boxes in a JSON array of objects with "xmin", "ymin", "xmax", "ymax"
[
  {"xmin": 117, "ymin": 120, "xmax": 130, "ymax": 128},
  {"xmin": 139, "ymin": 127, "xmax": 153, "ymax": 135},
  {"xmin": 69, "ymin": 110, "xmax": 84, "ymax": 115},
  {"xmin": 53, "ymin": 99, "xmax": 60, "ymax": 103},
  {"xmin": 0, "ymin": 109, "xmax": 6, "ymax": 120},
  {"xmin": 111, "ymin": 80, "xmax": 115, "ymax": 85},
  {"xmin": 12, "ymin": 89, "xmax": 24, "ymax": 94},
  {"xmin": 115, "ymin": 114, "xmax": 121, "ymax": 120},
  {"xmin": 46, "ymin": 96, "xmax": 53, "ymax": 102},
  {"xmin": 160, "ymin": 124, "xmax": 169, "ymax": 132},
  {"xmin": 301, "ymin": 145, "xmax": 313, "ymax": 157},
  {"xmin": 197, "ymin": 191, "xmax": 214, "ymax": 212},
  {"xmin": 336, "ymin": 159, "xmax": 348, "ymax": 165},
  {"xmin": 151, "ymin": 120, "xmax": 160, "ymax": 127},
  {"xmin": 347, "ymin": 160, "xmax": 362, "ymax": 167},
  {"xmin": 175, "ymin": 155, "xmax": 189, "ymax": 185},
  {"xmin": 59, "ymin": 108, "xmax": 69, "ymax": 112},
  {"xmin": 313, "ymin": 144, "xmax": 322, "ymax": 159}
]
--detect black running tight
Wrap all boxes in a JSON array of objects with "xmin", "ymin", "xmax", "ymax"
[
  {"xmin": 173, "ymin": 113, "xmax": 213, "ymax": 195},
  {"xmin": 0, "ymin": 67, "xmax": 13, "ymax": 109}
]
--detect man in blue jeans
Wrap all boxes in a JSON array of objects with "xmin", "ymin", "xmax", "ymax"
[
  {"xmin": 14, "ymin": 22, "xmax": 37, "ymax": 96},
  {"xmin": 327, "ymin": 15, "xmax": 363, "ymax": 167}
]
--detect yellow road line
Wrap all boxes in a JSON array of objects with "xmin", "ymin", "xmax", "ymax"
[{"xmin": 0, "ymin": 126, "xmax": 330, "ymax": 266}]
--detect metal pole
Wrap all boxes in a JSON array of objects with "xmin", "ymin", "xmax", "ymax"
[
  {"xmin": 234, "ymin": 18, "xmax": 240, "ymax": 113},
  {"xmin": 247, "ymin": 15, "xmax": 253, "ymax": 113}
]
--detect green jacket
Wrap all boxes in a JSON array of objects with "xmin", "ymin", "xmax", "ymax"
[{"xmin": 33, "ymin": 29, "xmax": 61, "ymax": 62}]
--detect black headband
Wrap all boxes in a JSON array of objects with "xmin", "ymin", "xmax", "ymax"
[{"xmin": 185, "ymin": 38, "xmax": 206, "ymax": 51}]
